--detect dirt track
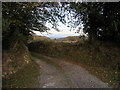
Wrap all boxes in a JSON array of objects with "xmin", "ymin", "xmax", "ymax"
[{"xmin": 32, "ymin": 53, "xmax": 109, "ymax": 88}]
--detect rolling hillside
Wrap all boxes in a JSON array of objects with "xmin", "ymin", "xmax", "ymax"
[{"xmin": 56, "ymin": 36, "xmax": 80, "ymax": 41}]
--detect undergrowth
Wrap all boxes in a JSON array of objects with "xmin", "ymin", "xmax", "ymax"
[
  {"xmin": 2, "ymin": 60, "xmax": 39, "ymax": 88},
  {"xmin": 3, "ymin": 41, "xmax": 40, "ymax": 88}
]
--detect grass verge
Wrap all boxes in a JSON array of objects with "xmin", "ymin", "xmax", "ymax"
[
  {"xmin": 2, "ymin": 60, "xmax": 39, "ymax": 88},
  {"xmin": 64, "ymin": 59, "xmax": 119, "ymax": 88},
  {"xmin": 86, "ymin": 66, "xmax": 119, "ymax": 88}
]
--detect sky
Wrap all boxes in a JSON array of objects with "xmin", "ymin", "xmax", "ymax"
[
  {"xmin": 33, "ymin": 3, "xmax": 85, "ymax": 39},
  {"xmin": 34, "ymin": 22, "xmax": 84, "ymax": 39}
]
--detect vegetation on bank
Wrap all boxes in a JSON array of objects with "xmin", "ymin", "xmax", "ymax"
[
  {"xmin": 2, "ymin": 41, "xmax": 40, "ymax": 88},
  {"xmin": 29, "ymin": 40, "xmax": 120, "ymax": 88},
  {"xmin": 2, "ymin": 60, "xmax": 39, "ymax": 88}
]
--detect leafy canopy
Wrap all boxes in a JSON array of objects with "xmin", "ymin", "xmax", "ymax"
[
  {"xmin": 3, "ymin": 2, "xmax": 120, "ymax": 48},
  {"xmin": 2, "ymin": 2, "xmax": 68, "ymax": 48}
]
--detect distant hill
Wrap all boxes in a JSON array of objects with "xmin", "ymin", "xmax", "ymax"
[
  {"xmin": 31, "ymin": 35, "xmax": 87, "ymax": 43},
  {"xmin": 56, "ymin": 36, "xmax": 80, "ymax": 41},
  {"xmin": 33, "ymin": 36, "xmax": 52, "ymax": 41}
]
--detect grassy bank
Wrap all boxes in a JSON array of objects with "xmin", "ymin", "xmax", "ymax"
[
  {"xmin": 2, "ymin": 41, "xmax": 40, "ymax": 88},
  {"xmin": 2, "ymin": 60, "xmax": 39, "ymax": 88},
  {"xmin": 29, "ymin": 40, "xmax": 120, "ymax": 88}
]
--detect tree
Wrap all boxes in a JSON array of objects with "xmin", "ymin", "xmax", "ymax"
[
  {"xmin": 3, "ymin": 2, "xmax": 120, "ymax": 49},
  {"xmin": 66, "ymin": 2, "xmax": 120, "ymax": 42},
  {"xmin": 2, "ymin": 2, "xmax": 66, "ymax": 49}
]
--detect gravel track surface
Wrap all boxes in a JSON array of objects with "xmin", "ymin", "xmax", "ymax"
[{"xmin": 32, "ymin": 53, "xmax": 109, "ymax": 88}]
